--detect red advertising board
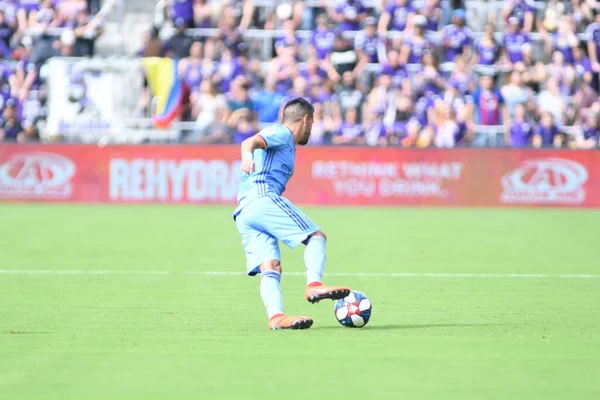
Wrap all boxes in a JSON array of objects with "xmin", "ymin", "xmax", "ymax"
[{"xmin": 1, "ymin": 144, "xmax": 599, "ymax": 207}]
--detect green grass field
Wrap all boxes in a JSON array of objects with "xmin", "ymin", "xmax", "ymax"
[{"xmin": 1, "ymin": 204, "xmax": 600, "ymax": 399}]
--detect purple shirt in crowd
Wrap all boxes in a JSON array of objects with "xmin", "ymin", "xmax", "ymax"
[
  {"xmin": 339, "ymin": 122, "xmax": 364, "ymax": 140},
  {"xmin": 299, "ymin": 65, "xmax": 328, "ymax": 86},
  {"xmin": 380, "ymin": 64, "xmax": 408, "ymax": 89},
  {"xmin": 385, "ymin": 1, "xmax": 415, "ymax": 31},
  {"xmin": 414, "ymin": 94, "xmax": 437, "ymax": 126},
  {"xmin": 1, "ymin": 0, "xmax": 19, "ymax": 26},
  {"xmin": 510, "ymin": 120, "xmax": 533, "ymax": 147},
  {"xmin": 442, "ymin": 25, "xmax": 472, "ymax": 62},
  {"xmin": 552, "ymin": 33, "xmax": 575, "ymax": 64},
  {"xmin": 507, "ymin": 0, "xmax": 536, "ymax": 27},
  {"xmin": 335, "ymin": 0, "xmax": 368, "ymax": 31},
  {"xmin": 0, "ymin": 117, "xmax": 22, "ymax": 140},
  {"xmin": 276, "ymin": 34, "xmax": 302, "ymax": 51},
  {"xmin": 183, "ymin": 62, "xmax": 203, "ymax": 91},
  {"xmin": 354, "ymin": 31, "xmax": 384, "ymax": 63},
  {"xmin": 170, "ymin": 0, "xmax": 194, "ymax": 23},
  {"xmin": 535, "ymin": 124, "xmax": 559, "ymax": 146},
  {"xmin": 582, "ymin": 125, "xmax": 600, "ymax": 142},
  {"xmin": 20, "ymin": 0, "xmax": 41, "ymax": 13},
  {"xmin": 311, "ymin": 29, "xmax": 335, "ymax": 60},
  {"xmin": 0, "ymin": 61, "xmax": 12, "ymax": 83},
  {"xmin": 475, "ymin": 38, "xmax": 499, "ymax": 65},
  {"xmin": 405, "ymin": 36, "xmax": 430, "ymax": 64},
  {"xmin": 422, "ymin": 3, "xmax": 442, "ymax": 31},
  {"xmin": 215, "ymin": 58, "xmax": 243, "ymax": 93},
  {"xmin": 503, "ymin": 32, "xmax": 530, "ymax": 64},
  {"xmin": 586, "ymin": 23, "xmax": 600, "ymax": 61},
  {"xmin": 448, "ymin": 74, "xmax": 470, "ymax": 95},
  {"xmin": 233, "ymin": 126, "xmax": 256, "ymax": 144}
]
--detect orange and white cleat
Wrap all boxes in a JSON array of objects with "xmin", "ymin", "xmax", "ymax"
[
  {"xmin": 268, "ymin": 313, "xmax": 313, "ymax": 330},
  {"xmin": 305, "ymin": 283, "xmax": 351, "ymax": 304}
]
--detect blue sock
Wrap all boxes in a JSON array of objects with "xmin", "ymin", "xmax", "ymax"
[
  {"xmin": 260, "ymin": 270, "xmax": 283, "ymax": 319},
  {"xmin": 304, "ymin": 236, "xmax": 326, "ymax": 284}
]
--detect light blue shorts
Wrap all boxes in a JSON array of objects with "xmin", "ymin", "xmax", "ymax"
[{"xmin": 234, "ymin": 195, "xmax": 319, "ymax": 276}]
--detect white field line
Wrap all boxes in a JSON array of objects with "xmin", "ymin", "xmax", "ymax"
[{"xmin": 0, "ymin": 270, "xmax": 599, "ymax": 279}]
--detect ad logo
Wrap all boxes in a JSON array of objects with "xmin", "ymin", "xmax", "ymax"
[
  {"xmin": 501, "ymin": 158, "xmax": 587, "ymax": 205},
  {"xmin": 0, "ymin": 152, "xmax": 75, "ymax": 199}
]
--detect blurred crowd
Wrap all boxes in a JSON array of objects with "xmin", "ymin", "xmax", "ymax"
[
  {"xmin": 136, "ymin": 0, "xmax": 600, "ymax": 149},
  {"xmin": 0, "ymin": 0, "xmax": 102, "ymax": 143}
]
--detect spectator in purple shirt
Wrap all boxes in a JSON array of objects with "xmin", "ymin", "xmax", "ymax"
[
  {"xmin": 533, "ymin": 111, "xmax": 563, "ymax": 148},
  {"xmin": 473, "ymin": 23, "xmax": 500, "ymax": 66},
  {"xmin": 193, "ymin": 0, "xmax": 213, "ymax": 28},
  {"xmin": 380, "ymin": 49, "xmax": 408, "ymax": 89},
  {"xmin": 413, "ymin": 91, "xmax": 437, "ymax": 129},
  {"xmin": 447, "ymin": 56, "xmax": 473, "ymax": 95},
  {"xmin": 266, "ymin": 45, "xmax": 298, "ymax": 95},
  {"xmin": 1, "ymin": 0, "xmax": 21, "ymax": 30},
  {"xmin": 545, "ymin": 16, "xmax": 579, "ymax": 65},
  {"xmin": 169, "ymin": 0, "xmax": 194, "ymax": 27},
  {"xmin": 441, "ymin": 9, "xmax": 472, "ymax": 63},
  {"xmin": 331, "ymin": 0, "xmax": 368, "ymax": 32},
  {"xmin": 505, "ymin": 103, "xmax": 533, "ymax": 147},
  {"xmin": 573, "ymin": 46, "xmax": 595, "ymax": 88},
  {"xmin": 29, "ymin": 0, "xmax": 58, "ymax": 31},
  {"xmin": 502, "ymin": 0, "xmax": 535, "ymax": 33},
  {"xmin": 310, "ymin": 14, "xmax": 335, "ymax": 62},
  {"xmin": 378, "ymin": 0, "xmax": 415, "ymax": 34},
  {"xmin": 275, "ymin": 19, "xmax": 302, "ymax": 58},
  {"xmin": 230, "ymin": 107, "xmax": 257, "ymax": 144},
  {"xmin": 0, "ymin": 10, "xmax": 14, "ymax": 58},
  {"xmin": 399, "ymin": 15, "xmax": 431, "ymax": 65},
  {"xmin": 414, "ymin": 51, "xmax": 445, "ymax": 95},
  {"xmin": 218, "ymin": 8, "xmax": 246, "ymax": 56},
  {"xmin": 179, "ymin": 41, "xmax": 204, "ymax": 95},
  {"xmin": 354, "ymin": 17, "xmax": 385, "ymax": 64},
  {"xmin": 577, "ymin": 112, "xmax": 600, "ymax": 149},
  {"xmin": 0, "ymin": 99, "xmax": 23, "ymax": 142},
  {"xmin": 214, "ymin": 47, "xmax": 244, "ymax": 93},
  {"xmin": 420, "ymin": 0, "xmax": 443, "ymax": 31},
  {"xmin": 503, "ymin": 17, "xmax": 531, "ymax": 67},
  {"xmin": 332, "ymin": 107, "xmax": 365, "ymax": 145},
  {"xmin": 300, "ymin": 57, "xmax": 328, "ymax": 88},
  {"xmin": 585, "ymin": 11, "xmax": 600, "ymax": 73}
]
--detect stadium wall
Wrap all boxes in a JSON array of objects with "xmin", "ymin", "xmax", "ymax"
[{"xmin": 0, "ymin": 145, "xmax": 597, "ymax": 208}]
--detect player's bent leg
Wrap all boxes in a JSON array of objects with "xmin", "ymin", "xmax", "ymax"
[
  {"xmin": 260, "ymin": 260, "xmax": 313, "ymax": 330},
  {"xmin": 303, "ymin": 230, "xmax": 351, "ymax": 304}
]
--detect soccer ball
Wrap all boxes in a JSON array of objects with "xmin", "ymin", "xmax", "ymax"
[{"xmin": 334, "ymin": 291, "xmax": 372, "ymax": 328}]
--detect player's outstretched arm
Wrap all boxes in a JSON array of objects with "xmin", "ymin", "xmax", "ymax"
[{"xmin": 240, "ymin": 134, "xmax": 267, "ymax": 174}]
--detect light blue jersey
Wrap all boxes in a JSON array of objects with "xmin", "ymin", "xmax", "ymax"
[
  {"xmin": 233, "ymin": 124, "xmax": 319, "ymax": 276},
  {"xmin": 234, "ymin": 124, "xmax": 296, "ymax": 218}
]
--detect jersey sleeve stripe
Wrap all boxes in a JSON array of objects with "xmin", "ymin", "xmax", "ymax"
[{"xmin": 257, "ymin": 134, "xmax": 268, "ymax": 148}]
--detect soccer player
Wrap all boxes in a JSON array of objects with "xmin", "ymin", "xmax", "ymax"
[{"xmin": 233, "ymin": 97, "xmax": 350, "ymax": 330}]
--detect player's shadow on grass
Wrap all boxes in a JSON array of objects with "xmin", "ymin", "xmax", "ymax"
[
  {"xmin": 316, "ymin": 323, "xmax": 509, "ymax": 331},
  {"xmin": 5, "ymin": 331, "xmax": 53, "ymax": 335}
]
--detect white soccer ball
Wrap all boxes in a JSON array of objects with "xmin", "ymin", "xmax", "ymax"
[{"xmin": 334, "ymin": 290, "xmax": 372, "ymax": 328}]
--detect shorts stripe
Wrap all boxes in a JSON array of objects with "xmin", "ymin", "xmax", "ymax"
[
  {"xmin": 259, "ymin": 150, "xmax": 275, "ymax": 197},
  {"xmin": 273, "ymin": 197, "xmax": 309, "ymax": 230},
  {"xmin": 271, "ymin": 196, "xmax": 309, "ymax": 230}
]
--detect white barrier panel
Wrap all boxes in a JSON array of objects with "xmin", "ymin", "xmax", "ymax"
[{"xmin": 45, "ymin": 57, "xmax": 145, "ymax": 141}]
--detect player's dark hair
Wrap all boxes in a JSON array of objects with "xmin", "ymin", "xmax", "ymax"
[{"xmin": 282, "ymin": 97, "xmax": 314, "ymax": 123}]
